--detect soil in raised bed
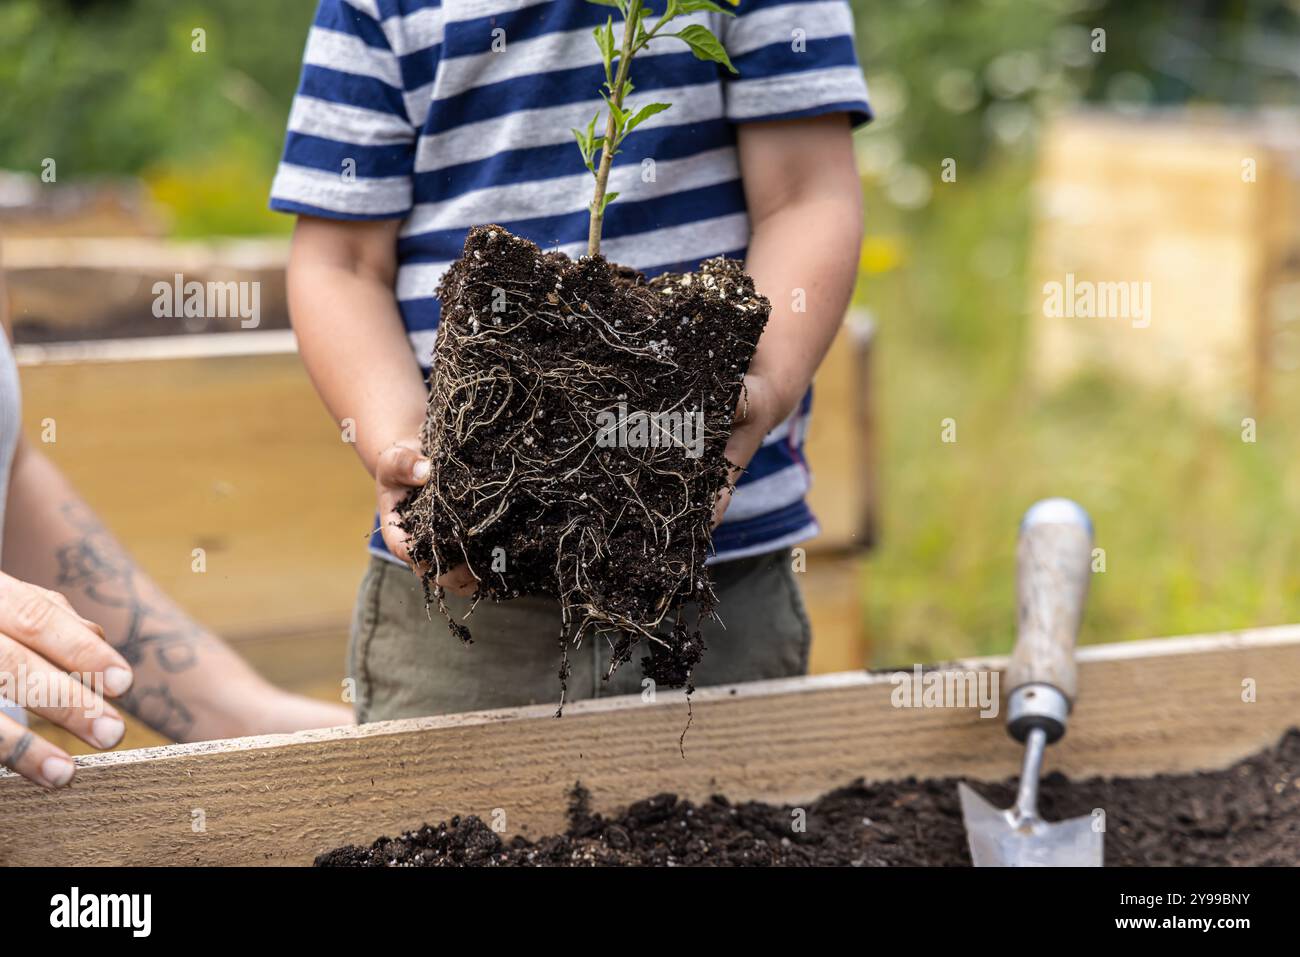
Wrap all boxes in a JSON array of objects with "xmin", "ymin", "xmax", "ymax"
[
  {"xmin": 315, "ymin": 729, "xmax": 1299, "ymax": 867},
  {"xmin": 396, "ymin": 225, "xmax": 769, "ymax": 703}
]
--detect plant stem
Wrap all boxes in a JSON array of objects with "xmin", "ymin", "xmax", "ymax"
[{"xmin": 587, "ymin": 0, "xmax": 642, "ymax": 258}]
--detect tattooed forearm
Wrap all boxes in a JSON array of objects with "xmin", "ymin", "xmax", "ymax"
[
  {"xmin": 52, "ymin": 500, "xmax": 209, "ymax": 738},
  {"xmin": 120, "ymin": 685, "xmax": 195, "ymax": 742}
]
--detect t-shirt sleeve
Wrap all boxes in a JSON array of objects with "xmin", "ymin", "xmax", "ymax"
[
  {"xmin": 720, "ymin": 0, "xmax": 872, "ymax": 128},
  {"xmin": 269, "ymin": 0, "xmax": 420, "ymax": 220}
]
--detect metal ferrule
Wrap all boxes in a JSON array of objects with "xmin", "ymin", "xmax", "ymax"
[{"xmin": 1007, "ymin": 682, "xmax": 1070, "ymax": 745}]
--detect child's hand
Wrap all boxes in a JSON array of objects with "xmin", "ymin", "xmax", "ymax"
[
  {"xmin": 375, "ymin": 439, "xmax": 429, "ymax": 567},
  {"xmin": 375, "ymin": 441, "xmax": 479, "ymax": 596},
  {"xmin": 712, "ymin": 373, "xmax": 793, "ymax": 527}
]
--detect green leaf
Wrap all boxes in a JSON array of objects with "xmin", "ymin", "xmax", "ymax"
[
  {"xmin": 625, "ymin": 101, "xmax": 672, "ymax": 133},
  {"xmin": 573, "ymin": 111, "xmax": 604, "ymax": 173},
  {"xmin": 601, "ymin": 191, "xmax": 620, "ymax": 212},
  {"xmin": 677, "ymin": 0, "xmax": 737, "ymax": 15},
  {"xmin": 585, "ymin": 0, "xmax": 625, "ymax": 9},
  {"xmin": 673, "ymin": 23, "xmax": 737, "ymax": 72},
  {"xmin": 593, "ymin": 17, "xmax": 617, "ymax": 72},
  {"xmin": 601, "ymin": 92, "xmax": 628, "ymax": 134}
]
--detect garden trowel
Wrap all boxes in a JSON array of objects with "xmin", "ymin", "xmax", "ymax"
[{"xmin": 958, "ymin": 498, "xmax": 1104, "ymax": 867}]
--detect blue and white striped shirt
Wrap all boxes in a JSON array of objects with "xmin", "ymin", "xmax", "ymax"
[{"xmin": 271, "ymin": 0, "xmax": 871, "ymax": 565}]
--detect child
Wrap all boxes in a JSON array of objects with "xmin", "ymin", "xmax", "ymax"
[{"xmin": 273, "ymin": 0, "xmax": 870, "ymax": 721}]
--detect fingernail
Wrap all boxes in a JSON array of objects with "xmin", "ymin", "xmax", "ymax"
[
  {"xmin": 92, "ymin": 716, "xmax": 125, "ymax": 750},
  {"xmin": 104, "ymin": 666, "xmax": 133, "ymax": 697},
  {"xmin": 412, "ymin": 459, "xmax": 431, "ymax": 482},
  {"xmin": 41, "ymin": 755, "xmax": 75, "ymax": 788}
]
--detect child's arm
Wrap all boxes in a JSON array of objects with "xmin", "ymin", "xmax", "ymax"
[
  {"xmin": 285, "ymin": 218, "xmax": 484, "ymax": 595},
  {"xmin": 716, "ymin": 113, "xmax": 864, "ymax": 521},
  {"xmin": 287, "ymin": 216, "xmax": 423, "ymax": 479},
  {"xmin": 287, "ymin": 217, "xmax": 430, "ymax": 565}
]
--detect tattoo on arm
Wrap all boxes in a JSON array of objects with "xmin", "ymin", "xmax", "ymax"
[
  {"xmin": 53, "ymin": 501, "xmax": 203, "ymax": 740},
  {"xmin": 122, "ymin": 686, "xmax": 195, "ymax": 741},
  {"xmin": 3, "ymin": 731, "xmax": 33, "ymax": 768}
]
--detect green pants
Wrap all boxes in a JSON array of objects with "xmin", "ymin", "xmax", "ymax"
[{"xmin": 348, "ymin": 549, "xmax": 812, "ymax": 722}]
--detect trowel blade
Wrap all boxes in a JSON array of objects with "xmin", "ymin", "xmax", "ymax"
[{"xmin": 958, "ymin": 782, "xmax": 1103, "ymax": 867}]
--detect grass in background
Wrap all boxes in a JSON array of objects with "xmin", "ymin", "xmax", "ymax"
[{"xmin": 858, "ymin": 160, "xmax": 1300, "ymax": 667}]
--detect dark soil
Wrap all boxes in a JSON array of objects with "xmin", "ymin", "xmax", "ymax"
[
  {"xmin": 397, "ymin": 226, "xmax": 769, "ymax": 703},
  {"xmin": 315, "ymin": 729, "xmax": 1300, "ymax": 867}
]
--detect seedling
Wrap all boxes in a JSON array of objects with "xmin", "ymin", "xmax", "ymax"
[
  {"xmin": 573, "ymin": 0, "xmax": 739, "ymax": 256},
  {"xmin": 400, "ymin": 1, "xmax": 768, "ymax": 708}
]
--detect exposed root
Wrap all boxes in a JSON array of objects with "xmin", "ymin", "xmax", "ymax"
[{"xmin": 398, "ymin": 225, "xmax": 769, "ymax": 706}]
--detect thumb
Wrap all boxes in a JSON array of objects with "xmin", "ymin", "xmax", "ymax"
[{"xmin": 378, "ymin": 444, "xmax": 430, "ymax": 488}]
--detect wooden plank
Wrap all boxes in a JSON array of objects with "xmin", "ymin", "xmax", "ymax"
[
  {"xmin": 0, "ymin": 179, "xmax": 165, "ymax": 239},
  {"xmin": 802, "ymin": 553, "xmax": 868, "ymax": 672},
  {"xmin": 803, "ymin": 315, "xmax": 875, "ymax": 552},
  {"xmin": 17, "ymin": 352, "xmax": 374, "ymax": 637},
  {"xmin": 3, "ymin": 237, "xmax": 288, "ymax": 340},
  {"xmin": 0, "ymin": 625, "xmax": 1295, "ymax": 866},
  {"xmin": 1030, "ymin": 111, "xmax": 1300, "ymax": 412}
]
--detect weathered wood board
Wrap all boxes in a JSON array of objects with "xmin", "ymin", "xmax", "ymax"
[
  {"xmin": 3, "ymin": 237, "xmax": 289, "ymax": 339},
  {"xmin": 16, "ymin": 346, "xmax": 375, "ymax": 637},
  {"xmin": 1030, "ymin": 110, "xmax": 1300, "ymax": 412},
  {"xmin": 1, "ymin": 626, "xmax": 1295, "ymax": 866}
]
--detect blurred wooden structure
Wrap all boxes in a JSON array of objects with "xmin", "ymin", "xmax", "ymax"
[
  {"xmin": 3, "ymin": 626, "xmax": 1296, "ymax": 865},
  {"xmin": 801, "ymin": 309, "xmax": 876, "ymax": 672},
  {"xmin": 0, "ymin": 172, "xmax": 166, "ymax": 239},
  {"xmin": 16, "ymin": 343, "xmax": 374, "ymax": 637},
  {"xmin": 2, "ymin": 236, "xmax": 289, "ymax": 343},
  {"xmin": 1031, "ymin": 110, "xmax": 1300, "ymax": 412}
]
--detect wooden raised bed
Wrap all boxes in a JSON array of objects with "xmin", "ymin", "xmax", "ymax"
[{"xmin": 1, "ymin": 625, "xmax": 1296, "ymax": 866}]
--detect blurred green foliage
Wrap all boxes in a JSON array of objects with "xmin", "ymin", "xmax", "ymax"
[
  {"xmin": 857, "ymin": 161, "xmax": 1300, "ymax": 665},
  {"xmin": 847, "ymin": 0, "xmax": 1300, "ymax": 663},
  {"xmin": 4, "ymin": 0, "xmax": 1297, "ymax": 232},
  {"xmin": 852, "ymin": 0, "xmax": 1300, "ymax": 176},
  {"xmin": 0, "ymin": 0, "xmax": 313, "ymax": 234}
]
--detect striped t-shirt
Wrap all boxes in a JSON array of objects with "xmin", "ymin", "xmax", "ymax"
[{"xmin": 271, "ymin": 0, "xmax": 871, "ymax": 565}]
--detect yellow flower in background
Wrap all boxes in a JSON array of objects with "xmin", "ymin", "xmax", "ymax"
[
  {"xmin": 146, "ymin": 154, "xmax": 290, "ymax": 238},
  {"xmin": 859, "ymin": 236, "xmax": 905, "ymax": 275}
]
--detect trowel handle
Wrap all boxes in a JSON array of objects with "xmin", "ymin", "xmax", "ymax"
[{"xmin": 1006, "ymin": 499, "xmax": 1093, "ymax": 744}]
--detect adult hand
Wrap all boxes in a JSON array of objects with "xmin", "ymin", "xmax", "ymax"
[{"xmin": 0, "ymin": 572, "xmax": 133, "ymax": 788}]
